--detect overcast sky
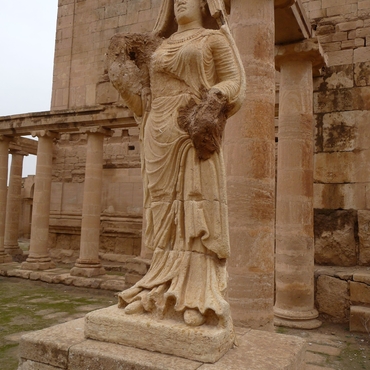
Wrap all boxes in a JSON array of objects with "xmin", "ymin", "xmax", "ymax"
[{"xmin": 0, "ymin": 0, "xmax": 58, "ymax": 177}]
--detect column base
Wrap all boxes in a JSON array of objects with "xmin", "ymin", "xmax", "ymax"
[
  {"xmin": 274, "ymin": 306, "xmax": 322, "ymax": 329},
  {"xmin": 0, "ymin": 252, "xmax": 13, "ymax": 263},
  {"xmin": 4, "ymin": 246, "xmax": 24, "ymax": 257},
  {"xmin": 21, "ymin": 255, "xmax": 55, "ymax": 271},
  {"xmin": 70, "ymin": 263, "xmax": 106, "ymax": 278}
]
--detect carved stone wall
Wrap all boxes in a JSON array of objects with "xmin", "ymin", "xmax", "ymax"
[{"xmin": 296, "ymin": 0, "xmax": 370, "ymax": 267}]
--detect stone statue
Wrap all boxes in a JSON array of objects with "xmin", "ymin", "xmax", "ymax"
[{"xmin": 107, "ymin": 0, "xmax": 246, "ymax": 329}]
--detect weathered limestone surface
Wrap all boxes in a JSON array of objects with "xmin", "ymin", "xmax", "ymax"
[
  {"xmin": 18, "ymin": 316, "xmax": 306, "ymax": 370},
  {"xmin": 274, "ymin": 39, "xmax": 324, "ymax": 329},
  {"xmin": 358, "ymin": 210, "xmax": 370, "ymax": 264},
  {"xmin": 314, "ymin": 209, "xmax": 358, "ymax": 266},
  {"xmin": 316, "ymin": 275, "xmax": 350, "ymax": 323},
  {"xmin": 0, "ymin": 137, "xmax": 12, "ymax": 263},
  {"xmin": 22, "ymin": 132, "xmax": 57, "ymax": 271},
  {"xmin": 4, "ymin": 152, "xmax": 25, "ymax": 258},
  {"xmin": 350, "ymin": 306, "xmax": 370, "ymax": 333},
  {"xmin": 70, "ymin": 128, "xmax": 112, "ymax": 278},
  {"xmin": 225, "ymin": 0, "xmax": 275, "ymax": 330},
  {"xmin": 85, "ymin": 305, "xmax": 234, "ymax": 364}
]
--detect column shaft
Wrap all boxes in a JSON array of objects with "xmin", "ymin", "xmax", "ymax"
[
  {"xmin": 22, "ymin": 134, "xmax": 56, "ymax": 270},
  {"xmin": 4, "ymin": 152, "xmax": 25, "ymax": 257},
  {"xmin": 70, "ymin": 131, "xmax": 106, "ymax": 277},
  {"xmin": 0, "ymin": 138, "xmax": 12, "ymax": 263},
  {"xmin": 274, "ymin": 59, "xmax": 321, "ymax": 329},
  {"xmin": 225, "ymin": 0, "xmax": 275, "ymax": 329}
]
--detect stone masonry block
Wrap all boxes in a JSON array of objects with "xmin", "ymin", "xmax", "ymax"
[
  {"xmin": 326, "ymin": 5, "xmax": 358, "ymax": 17},
  {"xmin": 326, "ymin": 50, "xmax": 353, "ymax": 67},
  {"xmin": 19, "ymin": 319, "xmax": 85, "ymax": 368},
  {"xmin": 314, "ymin": 209, "xmax": 358, "ymax": 266},
  {"xmin": 350, "ymin": 306, "xmax": 370, "ymax": 333},
  {"xmin": 355, "ymin": 61, "xmax": 370, "ymax": 86},
  {"xmin": 316, "ymin": 275, "xmax": 350, "ymax": 323},
  {"xmin": 336, "ymin": 20, "xmax": 364, "ymax": 32},
  {"xmin": 314, "ymin": 183, "xmax": 366, "ymax": 210},
  {"xmin": 350, "ymin": 281, "xmax": 370, "ymax": 304},
  {"xmin": 358, "ymin": 210, "xmax": 370, "ymax": 264},
  {"xmin": 359, "ymin": 0, "xmax": 370, "ymax": 10},
  {"xmin": 354, "ymin": 47, "xmax": 370, "ymax": 63},
  {"xmin": 314, "ymin": 87, "xmax": 370, "ymax": 114}
]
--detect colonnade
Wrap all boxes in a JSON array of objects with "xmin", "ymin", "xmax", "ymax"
[
  {"xmin": 0, "ymin": 42, "xmax": 326, "ymax": 331},
  {"xmin": 0, "ymin": 128, "xmax": 110, "ymax": 279}
]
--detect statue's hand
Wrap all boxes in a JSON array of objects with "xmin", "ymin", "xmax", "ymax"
[
  {"xmin": 178, "ymin": 87, "xmax": 228, "ymax": 160},
  {"xmin": 108, "ymin": 59, "xmax": 142, "ymax": 97}
]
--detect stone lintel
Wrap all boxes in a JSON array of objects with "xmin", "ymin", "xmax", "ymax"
[
  {"xmin": 0, "ymin": 106, "xmax": 136, "ymax": 137},
  {"xmin": 18, "ymin": 315, "xmax": 307, "ymax": 370},
  {"xmin": 80, "ymin": 126, "xmax": 113, "ymax": 137},
  {"xmin": 275, "ymin": 0, "xmax": 296, "ymax": 9},
  {"xmin": 31, "ymin": 130, "xmax": 60, "ymax": 140},
  {"xmin": 8, "ymin": 148, "xmax": 29, "ymax": 156},
  {"xmin": 85, "ymin": 305, "xmax": 235, "ymax": 364},
  {"xmin": 275, "ymin": 39, "xmax": 327, "ymax": 75}
]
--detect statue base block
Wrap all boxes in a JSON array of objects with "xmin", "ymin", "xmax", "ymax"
[
  {"xmin": 85, "ymin": 305, "xmax": 234, "ymax": 363},
  {"xmin": 18, "ymin": 314, "xmax": 307, "ymax": 370}
]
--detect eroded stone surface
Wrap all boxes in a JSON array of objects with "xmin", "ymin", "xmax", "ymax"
[{"xmin": 85, "ymin": 305, "xmax": 235, "ymax": 363}]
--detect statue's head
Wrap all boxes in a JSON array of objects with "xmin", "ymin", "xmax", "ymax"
[{"xmin": 153, "ymin": 0, "xmax": 230, "ymax": 38}]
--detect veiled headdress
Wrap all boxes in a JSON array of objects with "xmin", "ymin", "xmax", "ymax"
[{"xmin": 153, "ymin": 0, "xmax": 230, "ymax": 38}]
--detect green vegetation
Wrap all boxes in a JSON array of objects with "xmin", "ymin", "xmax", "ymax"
[{"xmin": 0, "ymin": 277, "xmax": 115, "ymax": 370}]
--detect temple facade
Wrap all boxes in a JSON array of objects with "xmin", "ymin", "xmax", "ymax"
[{"xmin": 1, "ymin": 0, "xmax": 370, "ymax": 330}]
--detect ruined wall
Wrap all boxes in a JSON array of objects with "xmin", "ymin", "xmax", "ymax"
[
  {"xmin": 299, "ymin": 0, "xmax": 370, "ymax": 267},
  {"xmin": 52, "ymin": 0, "xmax": 160, "ymax": 110}
]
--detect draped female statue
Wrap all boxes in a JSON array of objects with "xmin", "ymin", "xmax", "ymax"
[{"xmin": 107, "ymin": 0, "xmax": 245, "ymax": 328}]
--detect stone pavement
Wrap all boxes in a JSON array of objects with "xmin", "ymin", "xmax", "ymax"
[{"xmin": 1, "ymin": 262, "xmax": 370, "ymax": 369}]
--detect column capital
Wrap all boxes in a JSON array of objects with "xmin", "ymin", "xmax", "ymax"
[
  {"xmin": 0, "ymin": 135, "xmax": 13, "ymax": 143},
  {"xmin": 80, "ymin": 126, "xmax": 113, "ymax": 137},
  {"xmin": 31, "ymin": 130, "xmax": 60, "ymax": 140},
  {"xmin": 275, "ymin": 39, "xmax": 327, "ymax": 76}
]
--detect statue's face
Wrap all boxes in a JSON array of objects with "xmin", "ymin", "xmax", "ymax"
[{"xmin": 174, "ymin": 0, "xmax": 203, "ymax": 26}]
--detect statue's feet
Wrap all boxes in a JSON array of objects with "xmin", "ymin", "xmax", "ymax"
[
  {"xmin": 124, "ymin": 300, "xmax": 144, "ymax": 315},
  {"xmin": 184, "ymin": 309, "xmax": 205, "ymax": 326}
]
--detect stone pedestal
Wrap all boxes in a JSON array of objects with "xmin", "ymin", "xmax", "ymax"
[
  {"xmin": 0, "ymin": 136, "xmax": 12, "ymax": 263},
  {"xmin": 274, "ymin": 41, "xmax": 325, "ymax": 329},
  {"xmin": 4, "ymin": 151, "xmax": 25, "ymax": 258},
  {"xmin": 21, "ymin": 131, "xmax": 58, "ymax": 271},
  {"xmin": 225, "ymin": 0, "xmax": 275, "ymax": 329},
  {"xmin": 17, "ymin": 315, "xmax": 306, "ymax": 370},
  {"xmin": 85, "ymin": 305, "xmax": 234, "ymax": 364},
  {"xmin": 70, "ymin": 128, "xmax": 112, "ymax": 278}
]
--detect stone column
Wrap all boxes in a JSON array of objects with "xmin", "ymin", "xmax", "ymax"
[
  {"xmin": 70, "ymin": 127, "xmax": 112, "ymax": 277},
  {"xmin": 225, "ymin": 0, "xmax": 276, "ymax": 329},
  {"xmin": 22, "ymin": 131, "xmax": 58, "ymax": 270},
  {"xmin": 0, "ymin": 136, "xmax": 12, "ymax": 263},
  {"xmin": 274, "ymin": 40, "xmax": 325, "ymax": 329},
  {"xmin": 4, "ymin": 151, "xmax": 26, "ymax": 258}
]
